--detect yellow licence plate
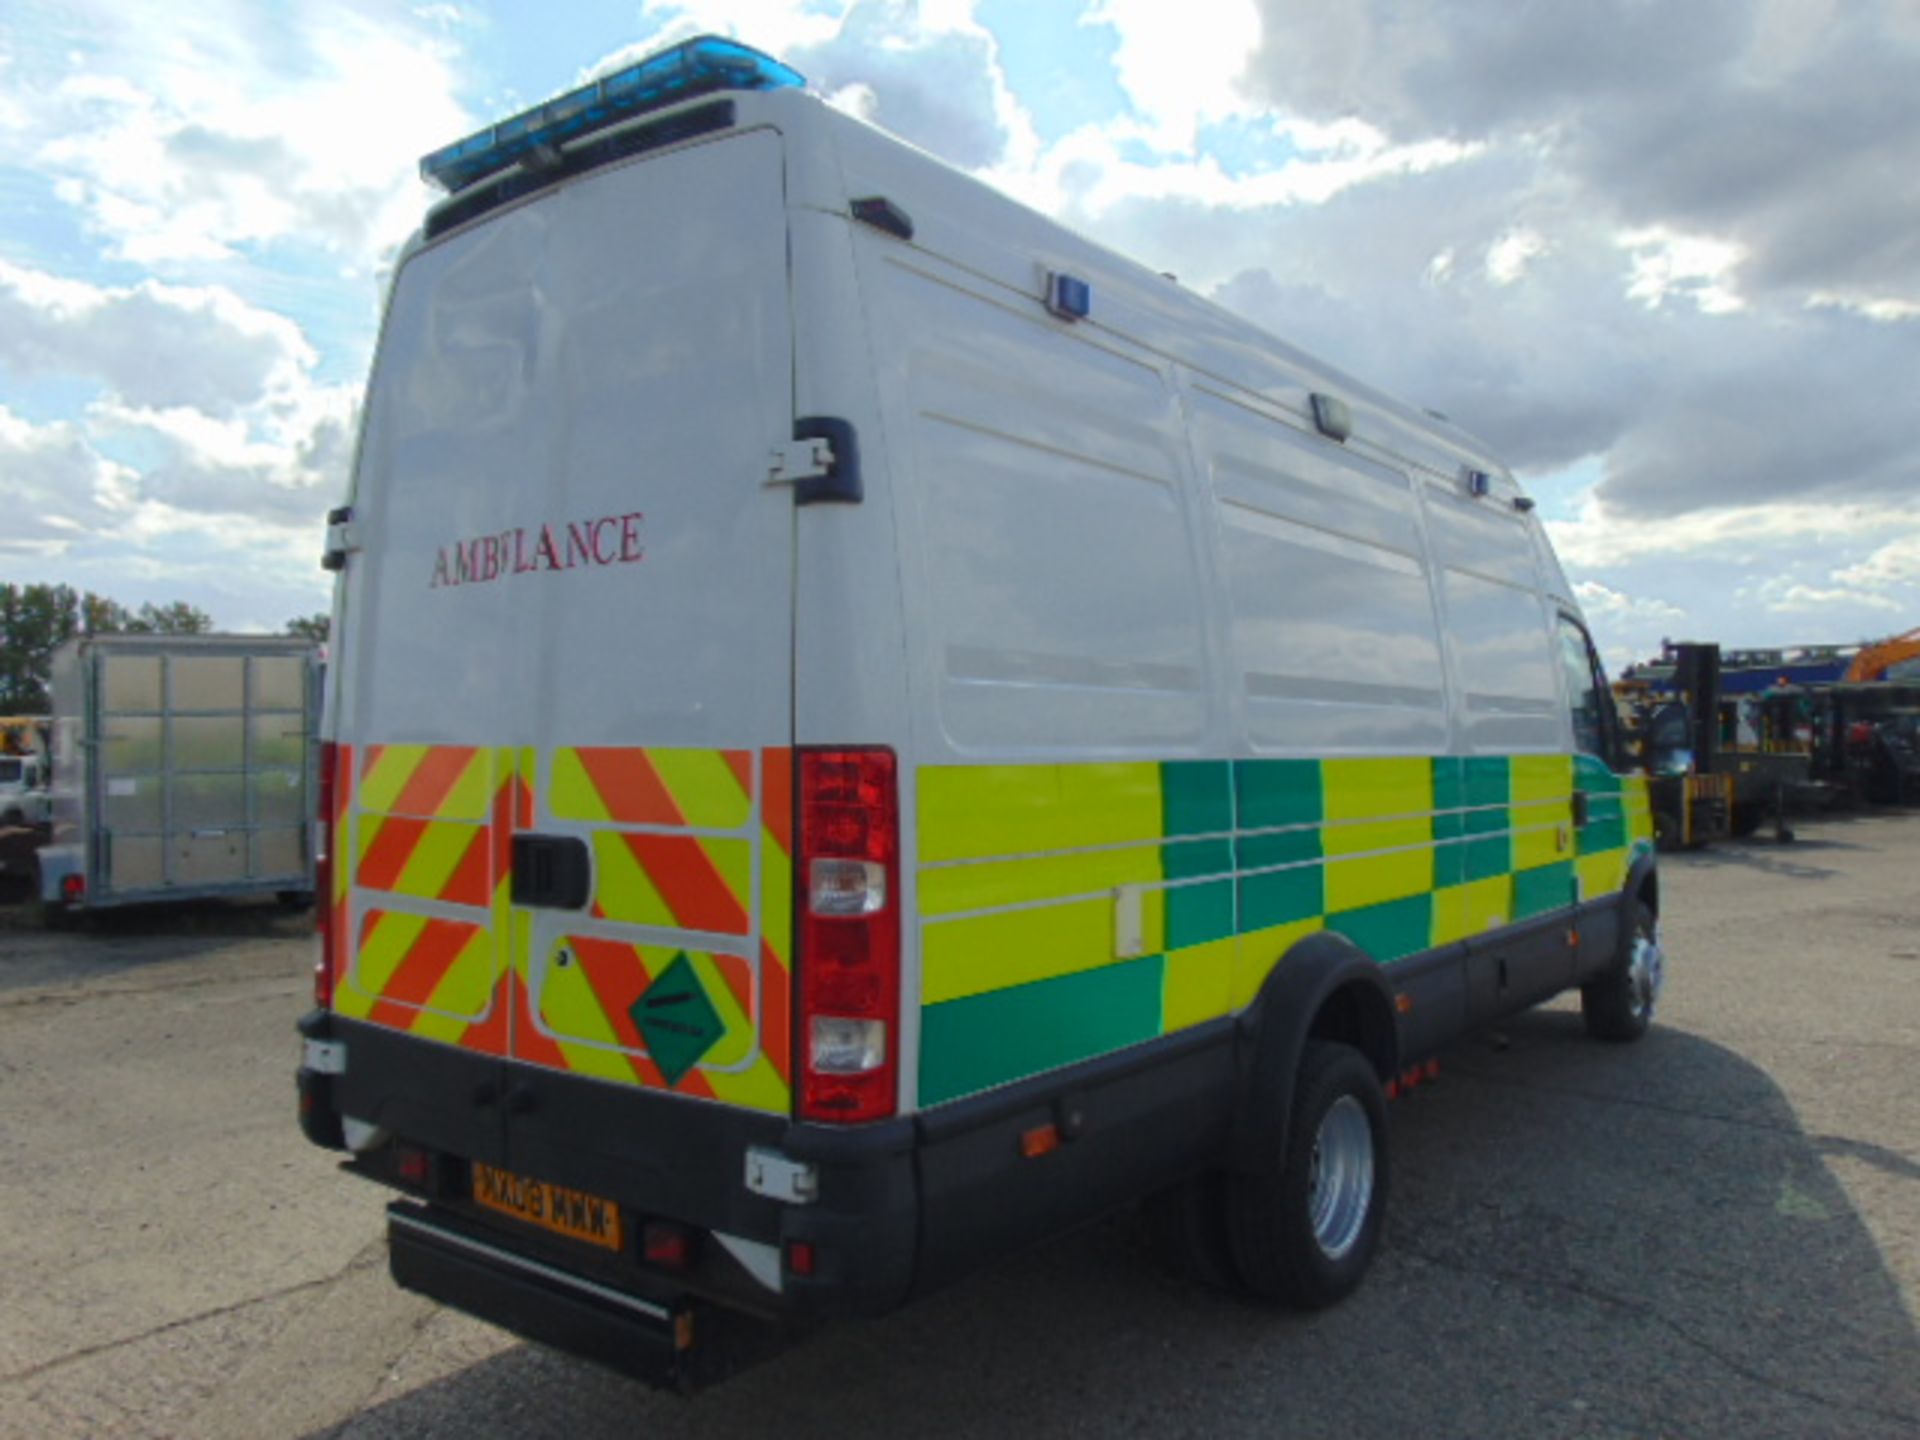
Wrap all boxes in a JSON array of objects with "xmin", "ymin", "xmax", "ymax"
[{"xmin": 471, "ymin": 1162, "xmax": 625, "ymax": 1252}]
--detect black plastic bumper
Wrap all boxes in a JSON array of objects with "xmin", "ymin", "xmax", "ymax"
[{"xmin": 387, "ymin": 1203, "xmax": 789, "ymax": 1392}]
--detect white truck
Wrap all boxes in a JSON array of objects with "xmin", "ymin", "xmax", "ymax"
[
  {"xmin": 0, "ymin": 749, "xmax": 50, "ymax": 826},
  {"xmin": 297, "ymin": 37, "xmax": 1661, "ymax": 1391},
  {"xmin": 36, "ymin": 634, "xmax": 319, "ymax": 922}
]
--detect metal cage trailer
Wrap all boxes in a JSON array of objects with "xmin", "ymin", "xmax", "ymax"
[{"xmin": 36, "ymin": 634, "xmax": 320, "ymax": 920}]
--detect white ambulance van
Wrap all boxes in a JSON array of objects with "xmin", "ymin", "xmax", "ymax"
[{"xmin": 299, "ymin": 37, "xmax": 1662, "ymax": 1390}]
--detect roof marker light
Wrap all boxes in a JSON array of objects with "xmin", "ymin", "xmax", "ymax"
[
  {"xmin": 420, "ymin": 36, "xmax": 806, "ymax": 194},
  {"xmin": 1310, "ymin": 392, "xmax": 1352, "ymax": 443},
  {"xmin": 1045, "ymin": 271, "xmax": 1092, "ymax": 321}
]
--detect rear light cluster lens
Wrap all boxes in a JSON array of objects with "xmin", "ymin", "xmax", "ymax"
[
  {"xmin": 314, "ymin": 740, "xmax": 338, "ymax": 1009},
  {"xmin": 797, "ymin": 749, "xmax": 900, "ymax": 1124}
]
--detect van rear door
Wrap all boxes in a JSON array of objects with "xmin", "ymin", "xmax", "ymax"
[{"xmin": 332, "ymin": 127, "xmax": 798, "ymax": 1157}]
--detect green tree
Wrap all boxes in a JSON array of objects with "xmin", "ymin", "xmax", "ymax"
[
  {"xmin": 126, "ymin": 600, "xmax": 214, "ymax": 635},
  {"xmin": 285, "ymin": 612, "xmax": 331, "ymax": 642},
  {"xmin": 0, "ymin": 586, "xmax": 214, "ymax": 711}
]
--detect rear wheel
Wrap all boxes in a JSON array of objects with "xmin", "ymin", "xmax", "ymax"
[
  {"xmin": 1227, "ymin": 1041, "xmax": 1388, "ymax": 1308},
  {"xmin": 1582, "ymin": 898, "xmax": 1661, "ymax": 1042}
]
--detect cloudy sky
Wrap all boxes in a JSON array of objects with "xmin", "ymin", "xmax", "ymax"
[{"xmin": 2, "ymin": 0, "xmax": 1916, "ymax": 667}]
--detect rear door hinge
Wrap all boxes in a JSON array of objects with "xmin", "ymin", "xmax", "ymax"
[
  {"xmin": 770, "ymin": 418, "xmax": 862, "ymax": 505},
  {"xmin": 767, "ymin": 438, "xmax": 834, "ymax": 485},
  {"xmin": 321, "ymin": 505, "xmax": 360, "ymax": 572}
]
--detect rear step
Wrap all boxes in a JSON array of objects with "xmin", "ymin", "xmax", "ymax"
[{"xmin": 386, "ymin": 1204, "xmax": 791, "ymax": 1392}]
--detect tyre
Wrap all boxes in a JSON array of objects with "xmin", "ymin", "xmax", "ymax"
[
  {"xmin": 1582, "ymin": 898, "xmax": 1662, "ymax": 1042},
  {"xmin": 1226, "ymin": 1040, "xmax": 1389, "ymax": 1309},
  {"xmin": 1144, "ymin": 1169, "xmax": 1243, "ymax": 1294}
]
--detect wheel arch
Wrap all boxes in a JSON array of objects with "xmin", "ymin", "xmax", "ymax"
[{"xmin": 1229, "ymin": 930, "xmax": 1399, "ymax": 1175}]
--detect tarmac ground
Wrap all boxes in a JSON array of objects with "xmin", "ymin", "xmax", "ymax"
[{"xmin": 1, "ymin": 812, "xmax": 1917, "ymax": 1439}]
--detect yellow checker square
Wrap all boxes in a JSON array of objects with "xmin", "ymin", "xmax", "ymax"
[
  {"xmin": 1322, "ymin": 757, "xmax": 1433, "ymax": 822},
  {"xmin": 918, "ymin": 762, "xmax": 1161, "ymax": 863},
  {"xmin": 1162, "ymin": 936, "xmax": 1235, "ymax": 1032},
  {"xmin": 919, "ymin": 840, "xmax": 1162, "ymax": 916},
  {"xmin": 1433, "ymin": 876, "xmax": 1511, "ymax": 946},
  {"xmin": 1232, "ymin": 917, "xmax": 1324, "ymax": 1011},
  {"xmin": 1325, "ymin": 843, "xmax": 1431, "ymax": 914},
  {"xmin": 1576, "ymin": 851, "xmax": 1626, "ymax": 905},
  {"xmin": 922, "ymin": 896, "xmax": 1122, "ymax": 1005}
]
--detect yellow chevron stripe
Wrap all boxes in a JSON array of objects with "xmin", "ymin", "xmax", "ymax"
[
  {"xmin": 760, "ymin": 822, "xmax": 791, "ymax": 969},
  {"xmin": 648, "ymin": 748, "xmax": 753, "ymax": 828},
  {"xmin": 701, "ymin": 1055, "xmax": 788, "ymax": 1112},
  {"xmin": 410, "ymin": 926, "xmax": 500, "ymax": 1034},
  {"xmin": 347, "ymin": 909, "xmax": 429, "ymax": 1003},
  {"xmin": 589, "ymin": 832, "xmax": 679, "ymax": 928},
  {"xmin": 385, "ymin": 819, "xmax": 486, "ymax": 901},
  {"xmin": 546, "ymin": 748, "xmax": 610, "ymax": 823}
]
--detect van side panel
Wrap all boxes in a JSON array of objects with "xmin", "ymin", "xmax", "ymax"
[{"xmin": 915, "ymin": 756, "xmax": 1652, "ymax": 1105}]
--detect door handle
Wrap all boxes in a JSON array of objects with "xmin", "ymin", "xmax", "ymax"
[{"xmin": 509, "ymin": 834, "xmax": 590, "ymax": 909}]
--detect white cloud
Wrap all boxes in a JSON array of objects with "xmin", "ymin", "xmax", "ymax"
[
  {"xmin": 1087, "ymin": 0, "xmax": 1263, "ymax": 150},
  {"xmin": 16, "ymin": 1, "xmax": 469, "ymax": 270},
  {"xmin": 1486, "ymin": 228, "xmax": 1548, "ymax": 286},
  {"xmin": 0, "ymin": 260, "xmax": 313, "ymax": 416},
  {"xmin": 0, "ymin": 407, "xmax": 139, "ymax": 555},
  {"xmin": 1621, "ymin": 226, "xmax": 1748, "ymax": 314},
  {"xmin": 1836, "ymin": 534, "xmax": 1920, "ymax": 589}
]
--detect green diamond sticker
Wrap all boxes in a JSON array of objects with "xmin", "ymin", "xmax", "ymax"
[{"xmin": 630, "ymin": 952, "xmax": 725, "ymax": 1088}]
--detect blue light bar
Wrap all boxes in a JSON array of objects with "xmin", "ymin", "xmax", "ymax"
[{"xmin": 420, "ymin": 36, "xmax": 806, "ymax": 194}]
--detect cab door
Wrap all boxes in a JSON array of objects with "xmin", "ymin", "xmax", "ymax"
[{"xmin": 1557, "ymin": 614, "xmax": 1634, "ymax": 966}]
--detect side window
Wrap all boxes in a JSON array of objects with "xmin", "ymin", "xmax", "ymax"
[{"xmin": 1556, "ymin": 615, "xmax": 1612, "ymax": 761}]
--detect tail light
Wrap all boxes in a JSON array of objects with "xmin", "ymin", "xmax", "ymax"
[
  {"xmin": 796, "ymin": 748, "xmax": 900, "ymax": 1124},
  {"xmin": 314, "ymin": 740, "xmax": 338, "ymax": 1008}
]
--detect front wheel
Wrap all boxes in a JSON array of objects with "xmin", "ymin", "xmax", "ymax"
[
  {"xmin": 1227, "ymin": 1041, "xmax": 1389, "ymax": 1309},
  {"xmin": 1582, "ymin": 899, "xmax": 1662, "ymax": 1042}
]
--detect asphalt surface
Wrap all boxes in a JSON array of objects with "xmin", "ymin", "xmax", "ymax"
[{"xmin": 1, "ymin": 814, "xmax": 1917, "ymax": 1439}]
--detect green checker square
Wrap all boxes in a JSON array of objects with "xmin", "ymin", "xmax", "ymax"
[
  {"xmin": 919, "ymin": 955, "xmax": 1164, "ymax": 1106},
  {"xmin": 1161, "ymin": 760, "xmax": 1232, "ymax": 836},
  {"xmin": 1235, "ymin": 758, "xmax": 1322, "ymax": 830},
  {"xmin": 1574, "ymin": 754, "xmax": 1622, "ymax": 794},
  {"xmin": 1164, "ymin": 838, "xmax": 1235, "ymax": 947},
  {"xmin": 1327, "ymin": 893, "xmax": 1434, "ymax": 964},
  {"xmin": 1463, "ymin": 756, "xmax": 1510, "ymax": 807},
  {"xmin": 630, "ymin": 952, "xmax": 725, "ymax": 1087},
  {"xmin": 1513, "ymin": 860, "xmax": 1575, "ymax": 920},
  {"xmin": 1237, "ymin": 827, "xmax": 1323, "ymax": 933},
  {"xmin": 1430, "ymin": 757, "xmax": 1464, "ymax": 813},
  {"xmin": 1461, "ymin": 834, "xmax": 1510, "ymax": 883}
]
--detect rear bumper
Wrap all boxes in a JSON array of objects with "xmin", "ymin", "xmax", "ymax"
[
  {"xmin": 299, "ymin": 1009, "xmax": 1234, "ymax": 1327},
  {"xmin": 387, "ymin": 1203, "xmax": 789, "ymax": 1392}
]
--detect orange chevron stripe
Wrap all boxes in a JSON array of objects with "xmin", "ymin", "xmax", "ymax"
[
  {"xmin": 357, "ymin": 816, "xmax": 428, "ymax": 893},
  {"xmin": 361, "ymin": 913, "xmax": 476, "ymax": 1025},
  {"xmin": 550, "ymin": 936, "xmax": 719, "ymax": 1099},
  {"xmin": 761, "ymin": 747, "xmax": 792, "ymax": 855},
  {"xmin": 393, "ymin": 746, "xmax": 478, "ymax": 817},
  {"xmin": 721, "ymin": 750, "xmax": 754, "ymax": 803},
  {"xmin": 438, "ymin": 826, "xmax": 492, "ymax": 907},
  {"xmin": 454, "ymin": 973, "xmax": 510, "ymax": 1056},
  {"xmin": 508, "ymin": 970, "xmax": 569, "ymax": 1071},
  {"xmin": 619, "ymin": 832, "xmax": 749, "ymax": 933},
  {"xmin": 575, "ymin": 747, "xmax": 683, "ymax": 826}
]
